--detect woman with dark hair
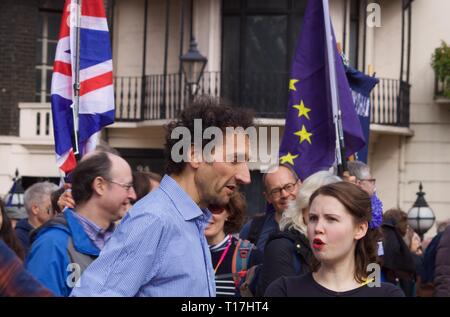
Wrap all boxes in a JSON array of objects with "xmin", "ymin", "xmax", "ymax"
[
  {"xmin": 0, "ymin": 199, "xmax": 25, "ymax": 260},
  {"xmin": 205, "ymin": 192, "xmax": 262, "ymax": 297},
  {"xmin": 265, "ymin": 182, "xmax": 404, "ymax": 297}
]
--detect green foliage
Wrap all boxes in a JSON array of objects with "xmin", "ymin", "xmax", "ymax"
[{"xmin": 431, "ymin": 41, "xmax": 450, "ymax": 98}]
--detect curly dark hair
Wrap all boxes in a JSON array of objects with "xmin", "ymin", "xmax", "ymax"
[
  {"xmin": 0, "ymin": 199, "xmax": 25, "ymax": 260},
  {"xmin": 309, "ymin": 182, "xmax": 381, "ymax": 283},
  {"xmin": 164, "ymin": 95, "xmax": 255, "ymax": 175},
  {"xmin": 223, "ymin": 191, "xmax": 247, "ymax": 235}
]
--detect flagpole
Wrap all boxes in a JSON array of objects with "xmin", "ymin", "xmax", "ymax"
[
  {"xmin": 322, "ymin": 0, "xmax": 347, "ymax": 176},
  {"xmin": 72, "ymin": 0, "xmax": 82, "ymax": 159}
]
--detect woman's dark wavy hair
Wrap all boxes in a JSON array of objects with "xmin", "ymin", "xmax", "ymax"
[
  {"xmin": 308, "ymin": 182, "xmax": 381, "ymax": 283},
  {"xmin": 0, "ymin": 199, "xmax": 25, "ymax": 260},
  {"xmin": 223, "ymin": 191, "xmax": 247, "ymax": 235},
  {"xmin": 164, "ymin": 95, "xmax": 255, "ymax": 175}
]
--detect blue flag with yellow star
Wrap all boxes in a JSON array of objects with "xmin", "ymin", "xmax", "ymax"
[{"xmin": 279, "ymin": 0, "xmax": 365, "ymax": 181}]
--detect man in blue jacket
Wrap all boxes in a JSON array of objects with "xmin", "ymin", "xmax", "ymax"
[{"xmin": 25, "ymin": 151, "xmax": 136, "ymax": 296}]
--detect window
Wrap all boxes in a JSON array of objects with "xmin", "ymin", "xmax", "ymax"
[
  {"xmin": 221, "ymin": 0, "xmax": 307, "ymax": 118},
  {"xmin": 36, "ymin": 10, "xmax": 61, "ymax": 103},
  {"xmin": 349, "ymin": 0, "xmax": 360, "ymax": 69}
]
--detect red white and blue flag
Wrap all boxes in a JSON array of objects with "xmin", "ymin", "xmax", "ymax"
[{"xmin": 51, "ymin": 0, "xmax": 114, "ymax": 174}]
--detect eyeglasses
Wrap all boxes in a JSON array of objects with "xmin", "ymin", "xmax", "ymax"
[
  {"xmin": 359, "ymin": 178, "xmax": 376, "ymax": 185},
  {"xmin": 268, "ymin": 181, "xmax": 298, "ymax": 198},
  {"xmin": 106, "ymin": 179, "xmax": 134, "ymax": 192}
]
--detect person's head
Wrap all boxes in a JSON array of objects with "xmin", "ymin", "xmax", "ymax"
[
  {"xmin": 24, "ymin": 181, "xmax": 59, "ymax": 227},
  {"xmin": 132, "ymin": 171, "xmax": 162, "ymax": 201},
  {"xmin": 347, "ymin": 161, "xmax": 376, "ymax": 196},
  {"xmin": 436, "ymin": 219, "xmax": 450, "ymax": 233},
  {"xmin": 71, "ymin": 152, "xmax": 136, "ymax": 223},
  {"xmin": 204, "ymin": 191, "xmax": 247, "ymax": 245},
  {"xmin": 307, "ymin": 182, "xmax": 380, "ymax": 283},
  {"xmin": 262, "ymin": 164, "xmax": 300, "ymax": 215},
  {"xmin": 280, "ymin": 171, "xmax": 341, "ymax": 233},
  {"xmin": 0, "ymin": 199, "xmax": 25, "ymax": 260},
  {"xmin": 383, "ymin": 208, "xmax": 408, "ymax": 236},
  {"xmin": 165, "ymin": 96, "xmax": 254, "ymax": 208},
  {"xmin": 50, "ymin": 187, "xmax": 66, "ymax": 215}
]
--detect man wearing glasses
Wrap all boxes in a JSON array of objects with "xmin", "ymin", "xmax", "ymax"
[
  {"xmin": 26, "ymin": 152, "xmax": 136, "ymax": 296},
  {"xmin": 15, "ymin": 181, "xmax": 58, "ymax": 254},
  {"xmin": 240, "ymin": 164, "xmax": 301, "ymax": 252},
  {"xmin": 347, "ymin": 160, "xmax": 376, "ymax": 196}
]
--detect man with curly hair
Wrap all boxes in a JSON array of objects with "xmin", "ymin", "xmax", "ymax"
[{"xmin": 72, "ymin": 97, "xmax": 254, "ymax": 297}]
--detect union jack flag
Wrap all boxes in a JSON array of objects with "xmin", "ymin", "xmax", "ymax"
[{"xmin": 51, "ymin": 0, "xmax": 114, "ymax": 174}]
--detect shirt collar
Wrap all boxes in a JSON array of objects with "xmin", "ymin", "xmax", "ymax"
[
  {"xmin": 160, "ymin": 175, "xmax": 211, "ymax": 222},
  {"xmin": 71, "ymin": 209, "xmax": 114, "ymax": 235}
]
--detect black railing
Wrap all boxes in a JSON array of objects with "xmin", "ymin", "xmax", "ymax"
[
  {"xmin": 114, "ymin": 73, "xmax": 410, "ymax": 128},
  {"xmin": 370, "ymin": 78, "xmax": 410, "ymax": 127},
  {"xmin": 434, "ymin": 72, "xmax": 450, "ymax": 99}
]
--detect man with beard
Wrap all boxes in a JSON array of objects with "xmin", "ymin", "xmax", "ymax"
[{"xmin": 71, "ymin": 97, "xmax": 254, "ymax": 296}]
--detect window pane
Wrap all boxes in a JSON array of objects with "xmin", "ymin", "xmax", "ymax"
[
  {"xmin": 46, "ymin": 69, "xmax": 53, "ymax": 96},
  {"xmin": 47, "ymin": 13, "xmax": 61, "ymax": 40},
  {"xmin": 243, "ymin": 15, "xmax": 287, "ymax": 116},
  {"xmin": 247, "ymin": 0, "xmax": 287, "ymax": 10},
  {"xmin": 221, "ymin": 16, "xmax": 241, "ymax": 106},
  {"xmin": 35, "ymin": 69, "xmax": 42, "ymax": 97},
  {"xmin": 292, "ymin": 0, "xmax": 308, "ymax": 11},
  {"xmin": 223, "ymin": 0, "xmax": 241, "ymax": 11},
  {"xmin": 36, "ymin": 39, "xmax": 43, "ymax": 64},
  {"xmin": 288, "ymin": 14, "xmax": 304, "ymax": 68},
  {"xmin": 47, "ymin": 41, "xmax": 57, "ymax": 65}
]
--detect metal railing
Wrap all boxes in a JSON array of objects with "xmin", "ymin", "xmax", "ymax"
[
  {"xmin": 370, "ymin": 78, "xmax": 410, "ymax": 127},
  {"xmin": 114, "ymin": 72, "xmax": 410, "ymax": 128}
]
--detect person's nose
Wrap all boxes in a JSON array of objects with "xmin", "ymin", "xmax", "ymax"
[
  {"xmin": 128, "ymin": 186, "xmax": 137, "ymax": 201},
  {"xmin": 235, "ymin": 163, "xmax": 251, "ymax": 185},
  {"xmin": 314, "ymin": 218, "xmax": 325, "ymax": 234}
]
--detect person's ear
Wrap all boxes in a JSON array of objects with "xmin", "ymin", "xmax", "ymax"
[
  {"xmin": 187, "ymin": 144, "xmax": 202, "ymax": 170},
  {"xmin": 354, "ymin": 221, "xmax": 368, "ymax": 240},
  {"xmin": 92, "ymin": 176, "xmax": 107, "ymax": 196},
  {"xmin": 30, "ymin": 204, "xmax": 40, "ymax": 216}
]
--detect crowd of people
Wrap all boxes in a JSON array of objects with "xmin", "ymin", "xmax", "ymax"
[{"xmin": 1, "ymin": 96, "xmax": 449, "ymax": 297}]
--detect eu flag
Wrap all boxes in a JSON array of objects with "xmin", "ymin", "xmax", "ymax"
[{"xmin": 279, "ymin": 0, "xmax": 365, "ymax": 181}]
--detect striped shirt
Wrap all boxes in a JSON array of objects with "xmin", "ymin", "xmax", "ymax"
[
  {"xmin": 72, "ymin": 211, "xmax": 114, "ymax": 250},
  {"xmin": 210, "ymin": 235, "xmax": 239, "ymax": 297},
  {"xmin": 71, "ymin": 175, "xmax": 216, "ymax": 297}
]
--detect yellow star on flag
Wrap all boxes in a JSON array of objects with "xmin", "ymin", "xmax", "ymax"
[
  {"xmin": 293, "ymin": 100, "xmax": 311, "ymax": 120},
  {"xmin": 280, "ymin": 152, "xmax": 299, "ymax": 165},
  {"xmin": 294, "ymin": 125, "xmax": 313, "ymax": 144},
  {"xmin": 289, "ymin": 79, "xmax": 299, "ymax": 91}
]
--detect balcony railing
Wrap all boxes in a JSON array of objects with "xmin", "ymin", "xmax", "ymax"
[
  {"xmin": 114, "ymin": 72, "xmax": 410, "ymax": 128},
  {"xmin": 370, "ymin": 78, "xmax": 410, "ymax": 127},
  {"xmin": 434, "ymin": 73, "xmax": 450, "ymax": 102}
]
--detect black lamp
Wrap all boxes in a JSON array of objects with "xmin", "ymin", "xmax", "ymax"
[
  {"xmin": 4, "ymin": 169, "xmax": 26, "ymax": 218},
  {"xmin": 180, "ymin": 38, "xmax": 208, "ymax": 100}
]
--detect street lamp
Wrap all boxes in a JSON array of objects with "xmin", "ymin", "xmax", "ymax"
[
  {"xmin": 407, "ymin": 182, "xmax": 435, "ymax": 240},
  {"xmin": 180, "ymin": 38, "xmax": 208, "ymax": 101},
  {"xmin": 4, "ymin": 169, "xmax": 26, "ymax": 219}
]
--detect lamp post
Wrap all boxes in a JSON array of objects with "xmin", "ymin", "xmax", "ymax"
[
  {"xmin": 4, "ymin": 169, "xmax": 25, "ymax": 217},
  {"xmin": 180, "ymin": 38, "xmax": 207, "ymax": 102},
  {"xmin": 407, "ymin": 182, "xmax": 435, "ymax": 240}
]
